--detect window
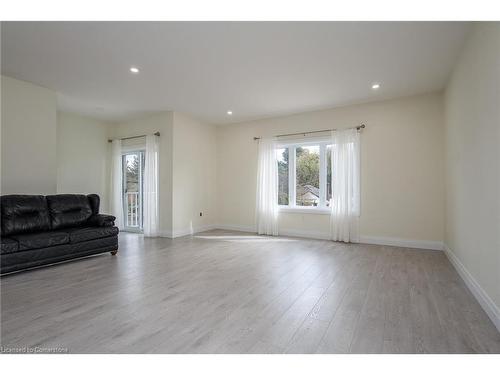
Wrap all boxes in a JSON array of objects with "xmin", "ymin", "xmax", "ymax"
[
  {"xmin": 296, "ymin": 145, "xmax": 319, "ymax": 206},
  {"xmin": 326, "ymin": 145, "xmax": 332, "ymax": 205},
  {"xmin": 277, "ymin": 148, "xmax": 289, "ymax": 205},
  {"xmin": 277, "ymin": 140, "xmax": 332, "ymax": 211}
]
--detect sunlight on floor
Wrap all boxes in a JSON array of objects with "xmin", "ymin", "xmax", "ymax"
[{"xmin": 193, "ymin": 235, "xmax": 297, "ymax": 242}]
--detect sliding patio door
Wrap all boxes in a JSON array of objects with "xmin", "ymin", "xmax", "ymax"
[{"xmin": 122, "ymin": 151, "xmax": 145, "ymax": 232}]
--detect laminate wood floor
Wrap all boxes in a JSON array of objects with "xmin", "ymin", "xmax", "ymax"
[{"xmin": 1, "ymin": 230, "xmax": 499, "ymax": 354}]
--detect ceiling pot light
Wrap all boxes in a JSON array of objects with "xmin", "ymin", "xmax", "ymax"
[
  {"xmin": 227, "ymin": 110, "xmax": 233, "ymax": 115},
  {"xmin": 130, "ymin": 67, "xmax": 140, "ymax": 74},
  {"xmin": 371, "ymin": 83, "xmax": 380, "ymax": 89}
]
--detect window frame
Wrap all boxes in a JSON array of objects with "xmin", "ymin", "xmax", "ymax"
[{"xmin": 277, "ymin": 137, "xmax": 331, "ymax": 214}]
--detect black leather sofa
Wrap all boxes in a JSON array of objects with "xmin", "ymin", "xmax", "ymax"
[{"xmin": 1, "ymin": 194, "xmax": 119, "ymax": 275}]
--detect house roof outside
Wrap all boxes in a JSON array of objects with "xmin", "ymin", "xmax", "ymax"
[{"xmin": 297, "ymin": 184, "xmax": 320, "ymax": 198}]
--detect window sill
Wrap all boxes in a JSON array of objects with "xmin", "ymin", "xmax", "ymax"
[{"xmin": 278, "ymin": 206, "xmax": 330, "ymax": 215}]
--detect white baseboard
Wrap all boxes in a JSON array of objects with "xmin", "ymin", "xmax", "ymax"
[
  {"xmin": 159, "ymin": 224, "xmax": 218, "ymax": 239},
  {"xmin": 214, "ymin": 224, "xmax": 443, "ymax": 250},
  {"xmin": 443, "ymin": 244, "xmax": 500, "ymax": 332},
  {"xmin": 359, "ymin": 235, "xmax": 443, "ymax": 251},
  {"xmin": 158, "ymin": 228, "xmax": 173, "ymax": 238}
]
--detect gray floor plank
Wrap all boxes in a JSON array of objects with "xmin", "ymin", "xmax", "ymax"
[{"xmin": 1, "ymin": 230, "xmax": 499, "ymax": 353}]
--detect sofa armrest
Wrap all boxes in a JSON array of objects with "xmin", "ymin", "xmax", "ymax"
[{"xmin": 87, "ymin": 214, "xmax": 116, "ymax": 227}]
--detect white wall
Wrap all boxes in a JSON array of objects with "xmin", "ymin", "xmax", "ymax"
[
  {"xmin": 444, "ymin": 23, "xmax": 500, "ymax": 322},
  {"xmin": 108, "ymin": 111, "xmax": 216, "ymax": 237},
  {"xmin": 216, "ymin": 92, "xmax": 445, "ymax": 246},
  {"xmin": 108, "ymin": 112, "xmax": 174, "ymax": 235},
  {"xmin": 56, "ymin": 111, "xmax": 110, "ymax": 211},
  {"xmin": 1, "ymin": 75, "xmax": 57, "ymax": 194},
  {"xmin": 172, "ymin": 112, "xmax": 217, "ymax": 236}
]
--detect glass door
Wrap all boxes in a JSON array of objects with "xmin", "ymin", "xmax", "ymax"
[{"xmin": 122, "ymin": 151, "xmax": 145, "ymax": 232}]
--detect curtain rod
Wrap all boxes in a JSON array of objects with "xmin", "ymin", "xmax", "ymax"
[
  {"xmin": 108, "ymin": 131, "xmax": 160, "ymax": 143},
  {"xmin": 253, "ymin": 124, "xmax": 365, "ymax": 141}
]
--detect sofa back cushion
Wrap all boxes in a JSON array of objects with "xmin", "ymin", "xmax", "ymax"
[
  {"xmin": 46, "ymin": 194, "xmax": 93, "ymax": 229},
  {"xmin": 1, "ymin": 195, "xmax": 51, "ymax": 236},
  {"xmin": 87, "ymin": 194, "xmax": 100, "ymax": 215}
]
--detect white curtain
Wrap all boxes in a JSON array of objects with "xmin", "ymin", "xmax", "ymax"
[
  {"xmin": 256, "ymin": 137, "xmax": 279, "ymax": 236},
  {"xmin": 329, "ymin": 129, "xmax": 360, "ymax": 242},
  {"xmin": 110, "ymin": 140, "xmax": 124, "ymax": 230},
  {"xmin": 143, "ymin": 135, "xmax": 159, "ymax": 237}
]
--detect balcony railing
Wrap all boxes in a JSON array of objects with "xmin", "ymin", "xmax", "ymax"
[{"xmin": 126, "ymin": 191, "xmax": 140, "ymax": 228}]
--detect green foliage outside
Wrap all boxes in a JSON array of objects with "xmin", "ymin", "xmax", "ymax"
[
  {"xmin": 278, "ymin": 147, "xmax": 321, "ymax": 205},
  {"xmin": 127, "ymin": 156, "xmax": 139, "ymax": 185},
  {"xmin": 295, "ymin": 147, "xmax": 319, "ymax": 188},
  {"xmin": 278, "ymin": 148, "xmax": 289, "ymax": 205}
]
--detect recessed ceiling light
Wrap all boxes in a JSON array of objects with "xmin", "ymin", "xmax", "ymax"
[
  {"xmin": 130, "ymin": 67, "xmax": 140, "ymax": 74},
  {"xmin": 227, "ymin": 110, "xmax": 233, "ymax": 115},
  {"xmin": 372, "ymin": 83, "xmax": 380, "ymax": 89}
]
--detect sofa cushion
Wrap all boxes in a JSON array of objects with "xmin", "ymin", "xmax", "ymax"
[
  {"xmin": 1, "ymin": 237, "xmax": 19, "ymax": 255},
  {"xmin": 87, "ymin": 214, "xmax": 116, "ymax": 227},
  {"xmin": 68, "ymin": 226, "xmax": 119, "ymax": 244},
  {"xmin": 1, "ymin": 195, "xmax": 51, "ymax": 236},
  {"xmin": 46, "ymin": 195, "xmax": 93, "ymax": 230},
  {"xmin": 1, "ymin": 236, "xmax": 118, "ymax": 273},
  {"xmin": 87, "ymin": 194, "xmax": 100, "ymax": 215},
  {"xmin": 11, "ymin": 231, "xmax": 70, "ymax": 251}
]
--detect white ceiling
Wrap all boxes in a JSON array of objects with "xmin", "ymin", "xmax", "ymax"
[{"xmin": 1, "ymin": 22, "xmax": 470, "ymax": 124}]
